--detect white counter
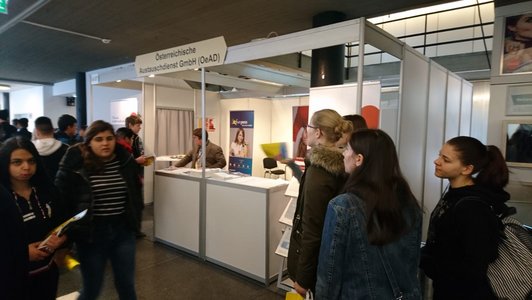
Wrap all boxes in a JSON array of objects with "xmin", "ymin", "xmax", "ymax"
[{"xmin": 153, "ymin": 170, "xmax": 289, "ymax": 284}]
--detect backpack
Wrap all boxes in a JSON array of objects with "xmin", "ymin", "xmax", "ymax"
[
  {"xmin": 456, "ymin": 197, "xmax": 532, "ymax": 300},
  {"xmin": 486, "ymin": 214, "xmax": 532, "ymax": 300}
]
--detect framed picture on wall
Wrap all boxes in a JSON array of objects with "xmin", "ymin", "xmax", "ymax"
[
  {"xmin": 506, "ymin": 84, "xmax": 532, "ymax": 115},
  {"xmin": 502, "ymin": 120, "xmax": 532, "ymax": 167},
  {"xmin": 500, "ymin": 13, "xmax": 532, "ymax": 75}
]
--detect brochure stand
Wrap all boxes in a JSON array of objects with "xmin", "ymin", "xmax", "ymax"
[{"xmin": 275, "ymin": 177, "xmax": 299, "ymax": 292}]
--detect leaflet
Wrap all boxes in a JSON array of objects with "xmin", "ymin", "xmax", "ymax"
[{"xmin": 38, "ymin": 209, "xmax": 87, "ymax": 249}]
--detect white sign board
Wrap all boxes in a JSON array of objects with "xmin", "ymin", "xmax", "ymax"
[
  {"xmin": 135, "ymin": 36, "xmax": 227, "ymax": 76},
  {"xmin": 110, "ymin": 98, "xmax": 138, "ymax": 128},
  {"xmin": 309, "ymin": 81, "xmax": 381, "ymax": 118}
]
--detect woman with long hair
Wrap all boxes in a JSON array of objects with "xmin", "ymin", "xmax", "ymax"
[
  {"xmin": 230, "ymin": 127, "xmax": 248, "ymax": 157},
  {"xmin": 316, "ymin": 129, "xmax": 422, "ymax": 299},
  {"xmin": 420, "ymin": 136, "xmax": 511, "ymax": 299},
  {"xmin": 287, "ymin": 109, "xmax": 353, "ymax": 296},
  {"xmin": 55, "ymin": 120, "xmax": 143, "ymax": 300},
  {"xmin": 0, "ymin": 136, "xmax": 67, "ymax": 299}
]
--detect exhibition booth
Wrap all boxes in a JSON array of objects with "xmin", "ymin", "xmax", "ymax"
[{"xmin": 86, "ymin": 17, "xmax": 474, "ymax": 284}]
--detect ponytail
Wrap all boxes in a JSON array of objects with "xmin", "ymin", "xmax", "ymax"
[
  {"xmin": 447, "ymin": 136, "xmax": 509, "ymax": 189},
  {"xmin": 475, "ymin": 145, "xmax": 509, "ymax": 188}
]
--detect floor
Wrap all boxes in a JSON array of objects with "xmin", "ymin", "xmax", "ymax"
[{"xmin": 57, "ymin": 204, "xmax": 285, "ymax": 300}]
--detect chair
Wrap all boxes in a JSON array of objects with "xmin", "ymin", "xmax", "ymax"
[{"xmin": 263, "ymin": 157, "xmax": 286, "ymax": 179}]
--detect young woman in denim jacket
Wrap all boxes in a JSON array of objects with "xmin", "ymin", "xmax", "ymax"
[
  {"xmin": 420, "ymin": 137, "xmax": 510, "ymax": 299},
  {"xmin": 287, "ymin": 109, "xmax": 353, "ymax": 296},
  {"xmin": 316, "ymin": 129, "xmax": 422, "ymax": 299}
]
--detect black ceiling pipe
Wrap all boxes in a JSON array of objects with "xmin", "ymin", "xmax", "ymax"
[
  {"xmin": 2, "ymin": 93, "xmax": 9, "ymax": 110},
  {"xmin": 75, "ymin": 72, "xmax": 87, "ymax": 127},
  {"xmin": 311, "ymin": 11, "xmax": 346, "ymax": 87}
]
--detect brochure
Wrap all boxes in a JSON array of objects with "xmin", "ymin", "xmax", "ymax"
[
  {"xmin": 279, "ymin": 197, "xmax": 297, "ymax": 226},
  {"xmin": 260, "ymin": 142, "xmax": 288, "ymax": 161},
  {"xmin": 38, "ymin": 209, "xmax": 88, "ymax": 249},
  {"xmin": 275, "ymin": 226, "xmax": 292, "ymax": 257}
]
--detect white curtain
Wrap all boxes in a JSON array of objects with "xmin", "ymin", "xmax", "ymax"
[{"xmin": 155, "ymin": 108, "xmax": 194, "ymax": 159}]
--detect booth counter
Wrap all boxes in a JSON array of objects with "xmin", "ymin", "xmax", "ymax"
[{"xmin": 154, "ymin": 169, "xmax": 289, "ymax": 284}]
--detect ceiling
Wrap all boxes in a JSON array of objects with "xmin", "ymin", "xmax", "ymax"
[{"xmin": 0, "ymin": 0, "xmax": 459, "ymax": 86}]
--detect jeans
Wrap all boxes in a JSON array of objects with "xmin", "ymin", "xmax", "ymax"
[{"xmin": 76, "ymin": 220, "xmax": 136, "ymax": 300}]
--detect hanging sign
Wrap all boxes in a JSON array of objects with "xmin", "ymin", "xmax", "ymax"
[
  {"xmin": 135, "ymin": 36, "xmax": 227, "ymax": 76},
  {"xmin": 0, "ymin": 0, "xmax": 8, "ymax": 14}
]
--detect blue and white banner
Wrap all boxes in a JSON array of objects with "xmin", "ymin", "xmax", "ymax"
[{"xmin": 229, "ymin": 111, "xmax": 254, "ymax": 175}]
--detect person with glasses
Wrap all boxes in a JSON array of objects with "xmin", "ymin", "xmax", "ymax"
[{"xmin": 287, "ymin": 109, "xmax": 353, "ymax": 297}]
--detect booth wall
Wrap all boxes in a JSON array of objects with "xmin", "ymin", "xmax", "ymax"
[
  {"xmin": 9, "ymin": 86, "xmax": 44, "ymax": 132},
  {"xmin": 44, "ymin": 90, "xmax": 77, "ymax": 128},
  {"xmin": 91, "ymin": 85, "xmax": 141, "ymax": 124},
  {"xmin": 487, "ymin": 1, "xmax": 532, "ymax": 225},
  {"xmin": 219, "ymin": 96, "xmax": 309, "ymax": 178},
  {"xmin": 399, "ymin": 47, "xmax": 475, "ymax": 239},
  {"xmin": 271, "ymin": 97, "xmax": 309, "ymax": 160}
]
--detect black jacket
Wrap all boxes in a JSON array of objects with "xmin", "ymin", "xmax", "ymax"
[
  {"xmin": 0, "ymin": 185, "xmax": 29, "ymax": 300},
  {"xmin": 420, "ymin": 184, "xmax": 510, "ymax": 300},
  {"xmin": 287, "ymin": 145, "xmax": 346, "ymax": 291},
  {"xmin": 0, "ymin": 122, "xmax": 17, "ymax": 142},
  {"xmin": 54, "ymin": 143, "xmax": 143, "ymax": 242}
]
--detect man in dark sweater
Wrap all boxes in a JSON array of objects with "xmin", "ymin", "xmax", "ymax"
[
  {"xmin": 33, "ymin": 116, "xmax": 69, "ymax": 181},
  {"xmin": 54, "ymin": 114, "xmax": 81, "ymax": 146}
]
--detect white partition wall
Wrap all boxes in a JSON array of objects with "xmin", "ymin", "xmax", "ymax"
[
  {"xmin": 459, "ymin": 82, "xmax": 473, "ymax": 136},
  {"xmin": 422, "ymin": 62, "xmax": 447, "ymax": 238},
  {"xmin": 445, "ymin": 75, "xmax": 462, "ymax": 141},
  {"xmin": 398, "ymin": 48, "xmax": 430, "ymax": 201}
]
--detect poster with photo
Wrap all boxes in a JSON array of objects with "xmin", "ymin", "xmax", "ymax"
[
  {"xmin": 228, "ymin": 111, "xmax": 254, "ymax": 175},
  {"xmin": 501, "ymin": 13, "xmax": 532, "ymax": 74},
  {"xmin": 293, "ymin": 106, "xmax": 309, "ymax": 159}
]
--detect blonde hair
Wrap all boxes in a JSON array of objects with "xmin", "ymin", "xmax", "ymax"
[{"xmin": 310, "ymin": 109, "xmax": 353, "ymax": 143}]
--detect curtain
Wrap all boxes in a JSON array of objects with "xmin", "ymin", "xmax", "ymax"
[{"xmin": 155, "ymin": 108, "xmax": 194, "ymax": 158}]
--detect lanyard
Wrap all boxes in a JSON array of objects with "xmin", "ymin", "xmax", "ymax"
[{"xmin": 12, "ymin": 187, "xmax": 49, "ymax": 220}]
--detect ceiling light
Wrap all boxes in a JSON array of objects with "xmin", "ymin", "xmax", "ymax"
[
  {"xmin": 148, "ymin": 74, "xmax": 155, "ymax": 78},
  {"xmin": 0, "ymin": 84, "xmax": 11, "ymax": 91},
  {"xmin": 116, "ymin": 80, "xmax": 122, "ymax": 82}
]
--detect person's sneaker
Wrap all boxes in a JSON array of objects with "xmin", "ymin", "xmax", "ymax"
[{"xmin": 136, "ymin": 232, "xmax": 146, "ymax": 239}]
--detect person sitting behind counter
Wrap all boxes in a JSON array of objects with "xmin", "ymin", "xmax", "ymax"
[{"xmin": 174, "ymin": 128, "xmax": 227, "ymax": 169}]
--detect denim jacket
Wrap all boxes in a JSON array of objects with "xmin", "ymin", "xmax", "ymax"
[{"xmin": 316, "ymin": 193, "xmax": 422, "ymax": 300}]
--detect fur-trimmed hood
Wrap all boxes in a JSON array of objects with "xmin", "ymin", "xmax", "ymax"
[{"xmin": 308, "ymin": 145, "xmax": 345, "ymax": 175}]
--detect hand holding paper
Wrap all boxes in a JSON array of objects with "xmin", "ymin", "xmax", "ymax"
[
  {"xmin": 38, "ymin": 209, "xmax": 87, "ymax": 250},
  {"xmin": 260, "ymin": 142, "xmax": 288, "ymax": 161}
]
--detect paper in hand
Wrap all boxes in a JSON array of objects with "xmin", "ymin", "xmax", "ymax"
[{"xmin": 38, "ymin": 209, "xmax": 87, "ymax": 249}]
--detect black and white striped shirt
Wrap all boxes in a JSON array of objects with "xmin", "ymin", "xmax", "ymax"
[{"xmin": 89, "ymin": 160, "xmax": 127, "ymax": 217}]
